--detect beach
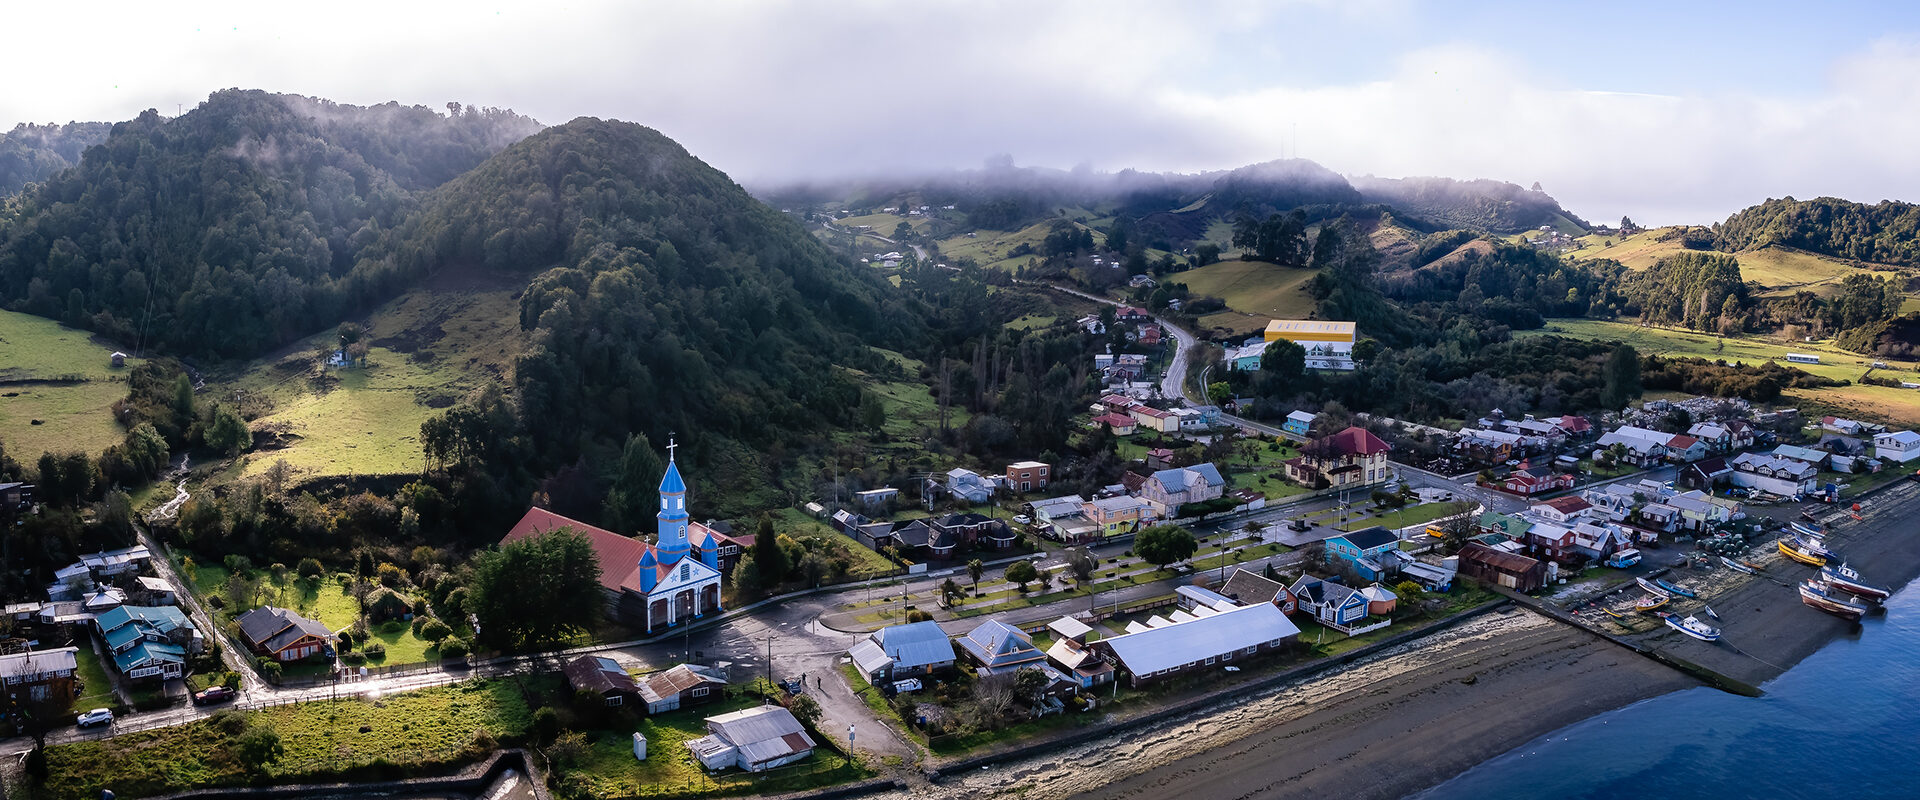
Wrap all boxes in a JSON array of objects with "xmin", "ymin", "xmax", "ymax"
[{"xmin": 872, "ymin": 478, "xmax": 1920, "ymax": 800}]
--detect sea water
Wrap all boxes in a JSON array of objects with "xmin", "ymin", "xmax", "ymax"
[{"xmin": 1415, "ymin": 586, "xmax": 1920, "ymax": 800}]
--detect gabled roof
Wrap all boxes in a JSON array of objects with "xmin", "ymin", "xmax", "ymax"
[
  {"xmin": 0, "ymin": 647, "xmax": 77, "ymax": 681},
  {"xmin": 564, "ymin": 655, "xmax": 640, "ymax": 696},
  {"xmin": 1289, "ymin": 575, "xmax": 1362, "ymax": 608},
  {"xmin": 1534, "ymin": 495, "xmax": 1592, "ymax": 516},
  {"xmin": 1100, "ymin": 603, "xmax": 1299, "ymax": 675},
  {"xmin": 956, "ymin": 620, "xmax": 1044, "ymax": 670},
  {"xmin": 705, "ymin": 706, "xmax": 816, "ymax": 764},
  {"xmin": 502, "ymin": 507, "xmax": 649, "ymax": 594},
  {"xmin": 639, "ymin": 663, "xmax": 726, "ymax": 702},
  {"xmin": 1666, "ymin": 434, "xmax": 1701, "ymax": 450},
  {"xmin": 1332, "ymin": 526, "xmax": 1399, "ymax": 552},
  {"xmin": 1093, "ymin": 413, "xmax": 1136, "ymax": 427},
  {"xmin": 872, "ymin": 620, "xmax": 955, "ymax": 670},
  {"xmin": 1877, "ymin": 430, "xmax": 1920, "ymax": 445},
  {"xmin": 1319, "ymin": 426, "xmax": 1390, "ymax": 456},
  {"xmin": 1478, "ymin": 510, "xmax": 1532, "ymax": 539},
  {"xmin": 1459, "ymin": 542, "xmax": 1543, "ymax": 573},
  {"xmin": 1149, "ymin": 463, "xmax": 1225, "ymax": 492},
  {"xmin": 1222, "ymin": 569, "xmax": 1287, "ymax": 606},
  {"xmin": 236, "ymin": 606, "xmax": 332, "ymax": 653}
]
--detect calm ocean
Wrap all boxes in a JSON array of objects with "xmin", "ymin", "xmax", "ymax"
[{"xmin": 1414, "ymin": 585, "xmax": 1920, "ymax": 800}]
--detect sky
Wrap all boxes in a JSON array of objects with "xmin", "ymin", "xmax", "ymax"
[{"xmin": 7, "ymin": 0, "xmax": 1920, "ymax": 225}]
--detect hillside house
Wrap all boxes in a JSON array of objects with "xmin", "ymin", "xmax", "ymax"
[
  {"xmin": 1140, "ymin": 463, "xmax": 1226, "ymax": 512},
  {"xmin": 0, "ymin": 647, "xmax": 79, "ymax": 704},
  {"xmin": 1006, "ymin": 461, "xmax": 1051, "ymax": 492},
  {"xmin": 95, "ymin": 605, "xmax": 200, "ymax": 681},
  {"xmin": 1458, "ymin": 543, "xmax": 1548, "ymax": 592},
  {"xmin": 1502, "ymin": 465, "xmax": 1573, "ymax": 495},
  {"xmin": 1225, "ymin": 341, "xmax": 1268, "ymax": 371},
  {"xmin": 1092, "ymin": 412, "xmax": 1138, "ymax": 436},
  {"xmin": 236, "ymin": 606, "xmax": 331, "ymax": 663},
  {"xmin": 1821, "ymin": 416, "xmax": 1868, "ymax": 436},
  {"xmin": 944, "ymin": 468, "xmax": 995, "ymax": 504},
  {"xmin": 1264, "ymin": 319, "xmax": 1356, "ymax": 370},
  {"xmin": 848, "ymin": 620, "xmax": 956, "ymax": 685},
  {"xmin": 1282, "ymin": 410, "xmax": 1316, "ymax": 437},
  {"xmin": 686, "ymin": 706, "xmax": 816, "ymax": 772},
  {"xmin": 1324, "ymin": 527, "xmax": 1401, "ymax": 581},
  {"xmin": 1043, "ymin": 617, "xmax": 1114, "ymax": 688},
  {"xmin": 1551, "ymin": 415, "xmax": 1595, "ymax": 439},
  {"xmin": 1095, "ymin": 602, "xmax": 1299, "ymax": 687},
  {"xmin": 1874, "ymin": 430, "xmax": 1920, "ymax": 463},
  {"xmin": 1285, "ymin": 426, "xmax": 1391, "ymax": 489},
  {"xmin": 1129, "ymin": 405, "xmax": 1179, "ymax": 433}
]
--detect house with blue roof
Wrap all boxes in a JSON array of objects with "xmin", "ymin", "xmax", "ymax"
[
  {"xmin": 94, "ymin": 605, "xmax": 200, "ymax": 682},
  {"xmin": 1323, "ymin": 526, "xmax": 1402, "ymax": 581},
  {"xmin": 848, "ymin": 620, "xmax": 957, "ymax": 685},
  {"xmin": 956, "ymin": 620, "xmax": 1047, "ymax": 676}
]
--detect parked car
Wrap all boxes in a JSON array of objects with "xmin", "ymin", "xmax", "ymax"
[
  {"xmin": 75, "ymin": 708, "xmax": 113, "ymax": 728},
  {"xmin": 193, "ymin": 686, "xmax": 236, "ymax": 705},
  {"xmin": 1012, "ymin": 514, "xmax": 1032, "ymax": 525}
]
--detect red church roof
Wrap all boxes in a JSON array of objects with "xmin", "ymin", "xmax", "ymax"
[{"xmin": 503, "ymin": 507, "xmax": 649, "ymax": 593}]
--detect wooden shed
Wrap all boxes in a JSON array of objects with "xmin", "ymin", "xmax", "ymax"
[{"xmin": 1457, "ymin": 543, "xmax": 1548, "ymax": 593}]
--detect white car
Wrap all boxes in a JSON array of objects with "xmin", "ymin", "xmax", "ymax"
[
  {"xmin": 1012, "ymin": 514, "xmax": 1032, "ymax": 525},
  {"xmin": 76, "ymin": 708, "xmax": 113, "ymax": 728}
]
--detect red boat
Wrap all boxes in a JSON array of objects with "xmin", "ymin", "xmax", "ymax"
[{"xmin": 1800, "ymin": 579, "xmax": 1869, "ymax": 622}]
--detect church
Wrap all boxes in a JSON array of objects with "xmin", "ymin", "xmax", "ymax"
[{"xmin": 500, "ymin": 447, "xmax": 740, "ymax": 633}]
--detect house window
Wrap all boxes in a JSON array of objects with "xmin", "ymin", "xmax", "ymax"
[
  {"xmin": 680, "ymin": 564, "xmax": 690, "ymax": 581},
  {"xmin": 1222, "ymin": 651, "xmax": 1233, "ymax": 661},
  {"xmin": 691, "ymin": 686, "xmax": 709, "ymax": 697},
  {"xmin": 1205, "ymin": 656, "xmax": 1217, "ymax": 665},
  {"xmin": 605, "ymin": 695, "xmax": 624, "ymax": 707},
  {"xmin": 1244, "ymin": 646, "xmax": 1257, "ymax": 654}
]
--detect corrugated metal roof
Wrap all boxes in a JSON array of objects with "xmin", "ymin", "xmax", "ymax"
[
  {"xmin": 848, "ymin": 640, "xmax": 891, "ymax": 676},
  {"xmin": 873, "ymin": 620, "xmax": 954, "ymax": 670},
  {"xmin": 1101, "ymin": 603, "xmax": 1300, "ymax": 675}
]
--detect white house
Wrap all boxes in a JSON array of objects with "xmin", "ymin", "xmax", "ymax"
[
  {"xmin": 686, "ymin": 706, "xmax": 816, "ymax": 772},
  {"xmin": 1873, "ymin": 430, "xmax": 1920, "ymax": 464},
  {"xmin": 1728, "ymin": 452, "xmax": 1819, "ymax": 497}
]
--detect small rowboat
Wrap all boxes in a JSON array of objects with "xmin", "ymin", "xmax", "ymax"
[
  {"xmin": 1720, "ymin": 556, "xmax": 1756, "ymax": 575},
  {"xmin": 1800, "ymin": 579, "xmax": 1869, "ymax": 622},
  {"xmin": 1779, "ymin": 539, "xmax": 1828, "ymax": 567},
  {"xmin": 1663, "ymin": 613, "xmax": 1722, "ymax": 642},
  {"xmin": 1702, "ymin": 604, "xmax": 1721, "ymax": 621},
  {"xmin": 1636, "ymin": 577, "xmax": 1672, "ymax": 598},
  {"xmin": 1654, "ymin": 578, "xmax": 1698, "ymax": 598},
  {"xmin": 1789, "ymin": 521, "xmax": 1826, "ymax": 538},
  {"xmin": 1603, "ymin": 607, "xmax": 1627, "ymax": 620},
  {"xmin": 1821, "ymin": 563, "xmax": 1892, "ymax": 602},
  {"xmin": 1635, "ymin": 594, "xmax": 1670, "ymax": 613}
]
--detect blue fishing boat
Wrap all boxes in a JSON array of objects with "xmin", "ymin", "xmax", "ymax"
[
  {"xmin": 1793, "ymin": 534, "xmax": 1839, "ymax": 561},
  {"xmin": 1654, "ymin": 578, "xmax": 1698, "ymax": 598}
]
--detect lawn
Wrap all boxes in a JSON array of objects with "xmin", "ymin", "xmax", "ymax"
[
  {"xmin": 186, "ymin": 557, "xmax": 446, "ymax": 666},
  {"xmin": 564, "ymin": 692, "xmax": 870, "ymax": 798},
  {"xmin": 43, "ymin": 677, "xmax": 550, "ymax": 799},
  {"xmin": 1169, "ymin": 258, "xmax": 1319, "ymax": 339},
  {"xmin": 1569, "ymin": 229, "xmax": 1903, "ymax": 291},
  {"xmin": 0, "ymin": 309, "xmax": 141, "ymax": 459},
  {"xmin": 1525, "ymin": 318, "xmax": 1920, "ymax": 427},
  {"xmin": 843, "ymin": 349, "xmax": 972, "ymax": 441},
  {"xmin": 221, "ymin": 284, "xmax": 525, "ymax": 481},
  {"xmin": 1345, "ymin": 502, "xmax": 1469, "ymax": 532},
  {"xmin": 71, "ymin": 643, "xmax": 118, "ymax": 711}
]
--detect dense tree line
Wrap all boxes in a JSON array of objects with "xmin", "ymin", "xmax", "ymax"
[
  {"xmin": 0, "ymin": 90, "xmax": 538, "ymax": 358},
  {"xmin": 0, "ymin": 121, "xmax": 112, "ymax": 196},
  {"xmin": 1608, "ymin": 251, "xmax": 1747, "ymax": 332},
  {"xmin": 1349, "ymin": 175, "xmax": 1590, "ymax": 234},
  {"xmin": 1714, "ymin": 196, "xmax": 1920, "ymax": 266}
]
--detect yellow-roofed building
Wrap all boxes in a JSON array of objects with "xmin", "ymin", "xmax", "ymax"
[{"xmin": 1263, "ymin": 320, "xmax": 1357, "ymax": 370}]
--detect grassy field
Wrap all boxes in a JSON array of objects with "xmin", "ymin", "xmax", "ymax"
[
  {"xmin": 1527, "ymin": 318, "xmax": 1920, "ymax": 426},
  {"xmin": 565, "ymin": 693, "xmax": 869, "ymax": 798},
  {"xmin": 772, "ymin": 508, "xmax": 899, "ymax": 578},
  {"xmin": 1570, "ymin": 229, "xmax": 1904, "ymax": 293},
  {"xmin": 221, "ymin": 285, "xmax": 524, "ymax": 481},
  {"xmin": 937, "ymin": 220, "xmax": 1094, "ymax": 272},
  {"xmin": 1167, "ymin": 258, "xmax": 1318, "ymax": 339},
  {"xmin": 43, "ymin": 677, "xmax": 546, "ymax": 799},
  {"xmin": 837, "ymin": 212, "xmax": 929, "ymax": 238},
  {"xmin": 71, "ymin": 643, "xmax": 118, "ymax": 711},
  {"xmin": 187, "ymin": 559, "xmax": 446, "ymax": 665},
  {"xmin": 0, "ymin": 310, "xmax": 140, "ymax": 458}
]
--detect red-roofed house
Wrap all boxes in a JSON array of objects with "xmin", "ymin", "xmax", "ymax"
[
  {"xmin": 501, "ymin": 449, "xmax": 727, "ymax": 633},
  {"xmin": 1501, "ymin": 465, "xmax": 1574, "ymax": 496},
  {"xmin": 1551, "ymin": 415, "xmax": 1593, "ymax": 439},
  {"xmin": 1092, "ymin": 413, "xmax": 1137, "ymax": 436},
  {"xmin": 1129, "ymin": 405, "xmax": 1178, "ymax": 433},
  {"xmin": 1284, "ymin": 426, "xmax": 1392, "ymax": 489},
  {"xmin": 1115, "ymin": 306, "xmax": 1151, "ymax": 323},
  {"xmin": 1664, "ymin": 434, "xmax": 1708, "ymax": 463},
  {"xmin": 1529, "ymin": 495, "xmax": 1594, "ymax": 524}
]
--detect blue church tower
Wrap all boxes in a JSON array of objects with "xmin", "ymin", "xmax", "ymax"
[{"xmin": 655, "ymin": 439, "xmax": 692, "ymax": 565}]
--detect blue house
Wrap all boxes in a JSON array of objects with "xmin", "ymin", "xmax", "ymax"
[
  {"xmin": 1288, "ymin": 575, "xmax": 1377, "ymax": 633},
  {"xmin": 1282, "ymin": 410, "xmax": 1315, "ymax": 437},
  {"xmin": 1324, "ymin": 526, "xmax": 1401, "ymax": 581}
]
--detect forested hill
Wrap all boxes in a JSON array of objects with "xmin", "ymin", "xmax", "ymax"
[
  {"xmin": 0, "ymin": 90, "xmax": 540, "ymax": 358},
  {"xmin": 380, "ymin": 118, "xmax": 917, "ymax": 501},
  {"xmin": 0, "ymin": 121, "xmax": 112, "ymax": 196},
  {"xmin": 1349, "ymin": 175, "xmax": 1589, "ymax": 234},
  {"xmin": 1713, "ymin": 196, "xmax": 1920, "ymax": 266}
]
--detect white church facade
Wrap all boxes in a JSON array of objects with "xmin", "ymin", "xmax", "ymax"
[{"xmin": 501, "ymin": 449, "xmax": 734, "ymax": 633}]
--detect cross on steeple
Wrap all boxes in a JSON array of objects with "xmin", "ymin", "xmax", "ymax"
[{"xmin": 666, "ymin": 433, "xmax": 678, "ymax": 463}]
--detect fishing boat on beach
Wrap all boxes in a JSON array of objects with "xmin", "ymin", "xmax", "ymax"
[
  {"xmin": 1800, "ymin": 579, "xmax": 1870, "ymax": 621},
  {"xmin": 1654, "ymin": 578, "xmax": 1698, "ymax": 598},
  {"xmin": 1790, "ymin": 521, "xmax": 1826, "ymax": 538},
  {"xmin": 1662, "ymin": 613, "xmax": 1722, "ymax": 642},
  {"xmin": 1636, "ymin": 577, "xmax": 1672, "ymax": 598},
  {"xmin": 1720, "ymin": 556, "xmax": 1756, "ymax": 575},
  {"xmin": 1635, "ymin": 594, "xmax": 1669, "ymax": 613},
  {"xmin": 1780, "ymin": 539, "xmax": 1828, "ymax": 567},
  {"xmin": 1795, "ymin": 534, "xmax": 1839, "ymax": 560},
  {"xmin": 1703, "ymin": 604, "xmax": 1721, "ymax": 621},
  {"xmin": 1821, "ymin": 563, "xmax": 1892, "ymax": 602}
]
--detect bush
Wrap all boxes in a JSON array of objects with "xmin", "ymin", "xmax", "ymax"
[
  {"xmin": 296, "ymin": 557, "xmax": 325, "ymax": 578},
  {"xmin": 439, "ymin": 638, "xmax": 469, "ymax": 660},
  {"xmin": 254, "ymin": 658, "xmax": 282, "ymax": 680},
  {"xmin": 341, "ymin": 651, "xmax": 367, "ymax": 666},
  {"xmin": 533, "ymin": 707, "xmax": 562, "ymax": 744},
  {"xmin": 381, "ymin": 619, "xmax": 407, "ymax": 635},
  {"xmin": 364, "ymin": 642, "xmax": 387, "ymax": 659},
  {"xmin": 376, "ymin": 562, "xmax": 407, "ymax": 588},
  {"xmin": 418, "ymin": 618, "xmax": 453, "ymax": 643},
  {"xmin": 336, "ymin": 629, "xmax": 357, "ymax": 650},
  {"xmin": 366, "ymin": 587, "xmax": 409, "ymax": 622}
]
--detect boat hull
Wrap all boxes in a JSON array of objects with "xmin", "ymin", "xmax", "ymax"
[
  {"xmin": 1664, "ymin": 615, "xmax": 1722, "ymax": 642},
  {"xmin": 1800, "ymin": 583, "xmax": 1868, "ymax": 621},
  {"xmin": 1636, "ymin": 577, "xmax": 1672, "ymax": 598},
  {"xmin": 1720, "ymin": 557, "xmax": 1756, "ymax": 575},
  {"xmin": 1655, "ymin": 579, "xmax": 1698, "ymax": 598},
  {"xmin": 1780, "ymin": 540, "xmax": 1827, "ymax": 567},
  {"xmin": 1822, "ymin": 569, "xmax": 1891, "ymax": 602},
  {"xmin": 1635, "ymin": 595, "xmax": 1669, "ymax": 612}
]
